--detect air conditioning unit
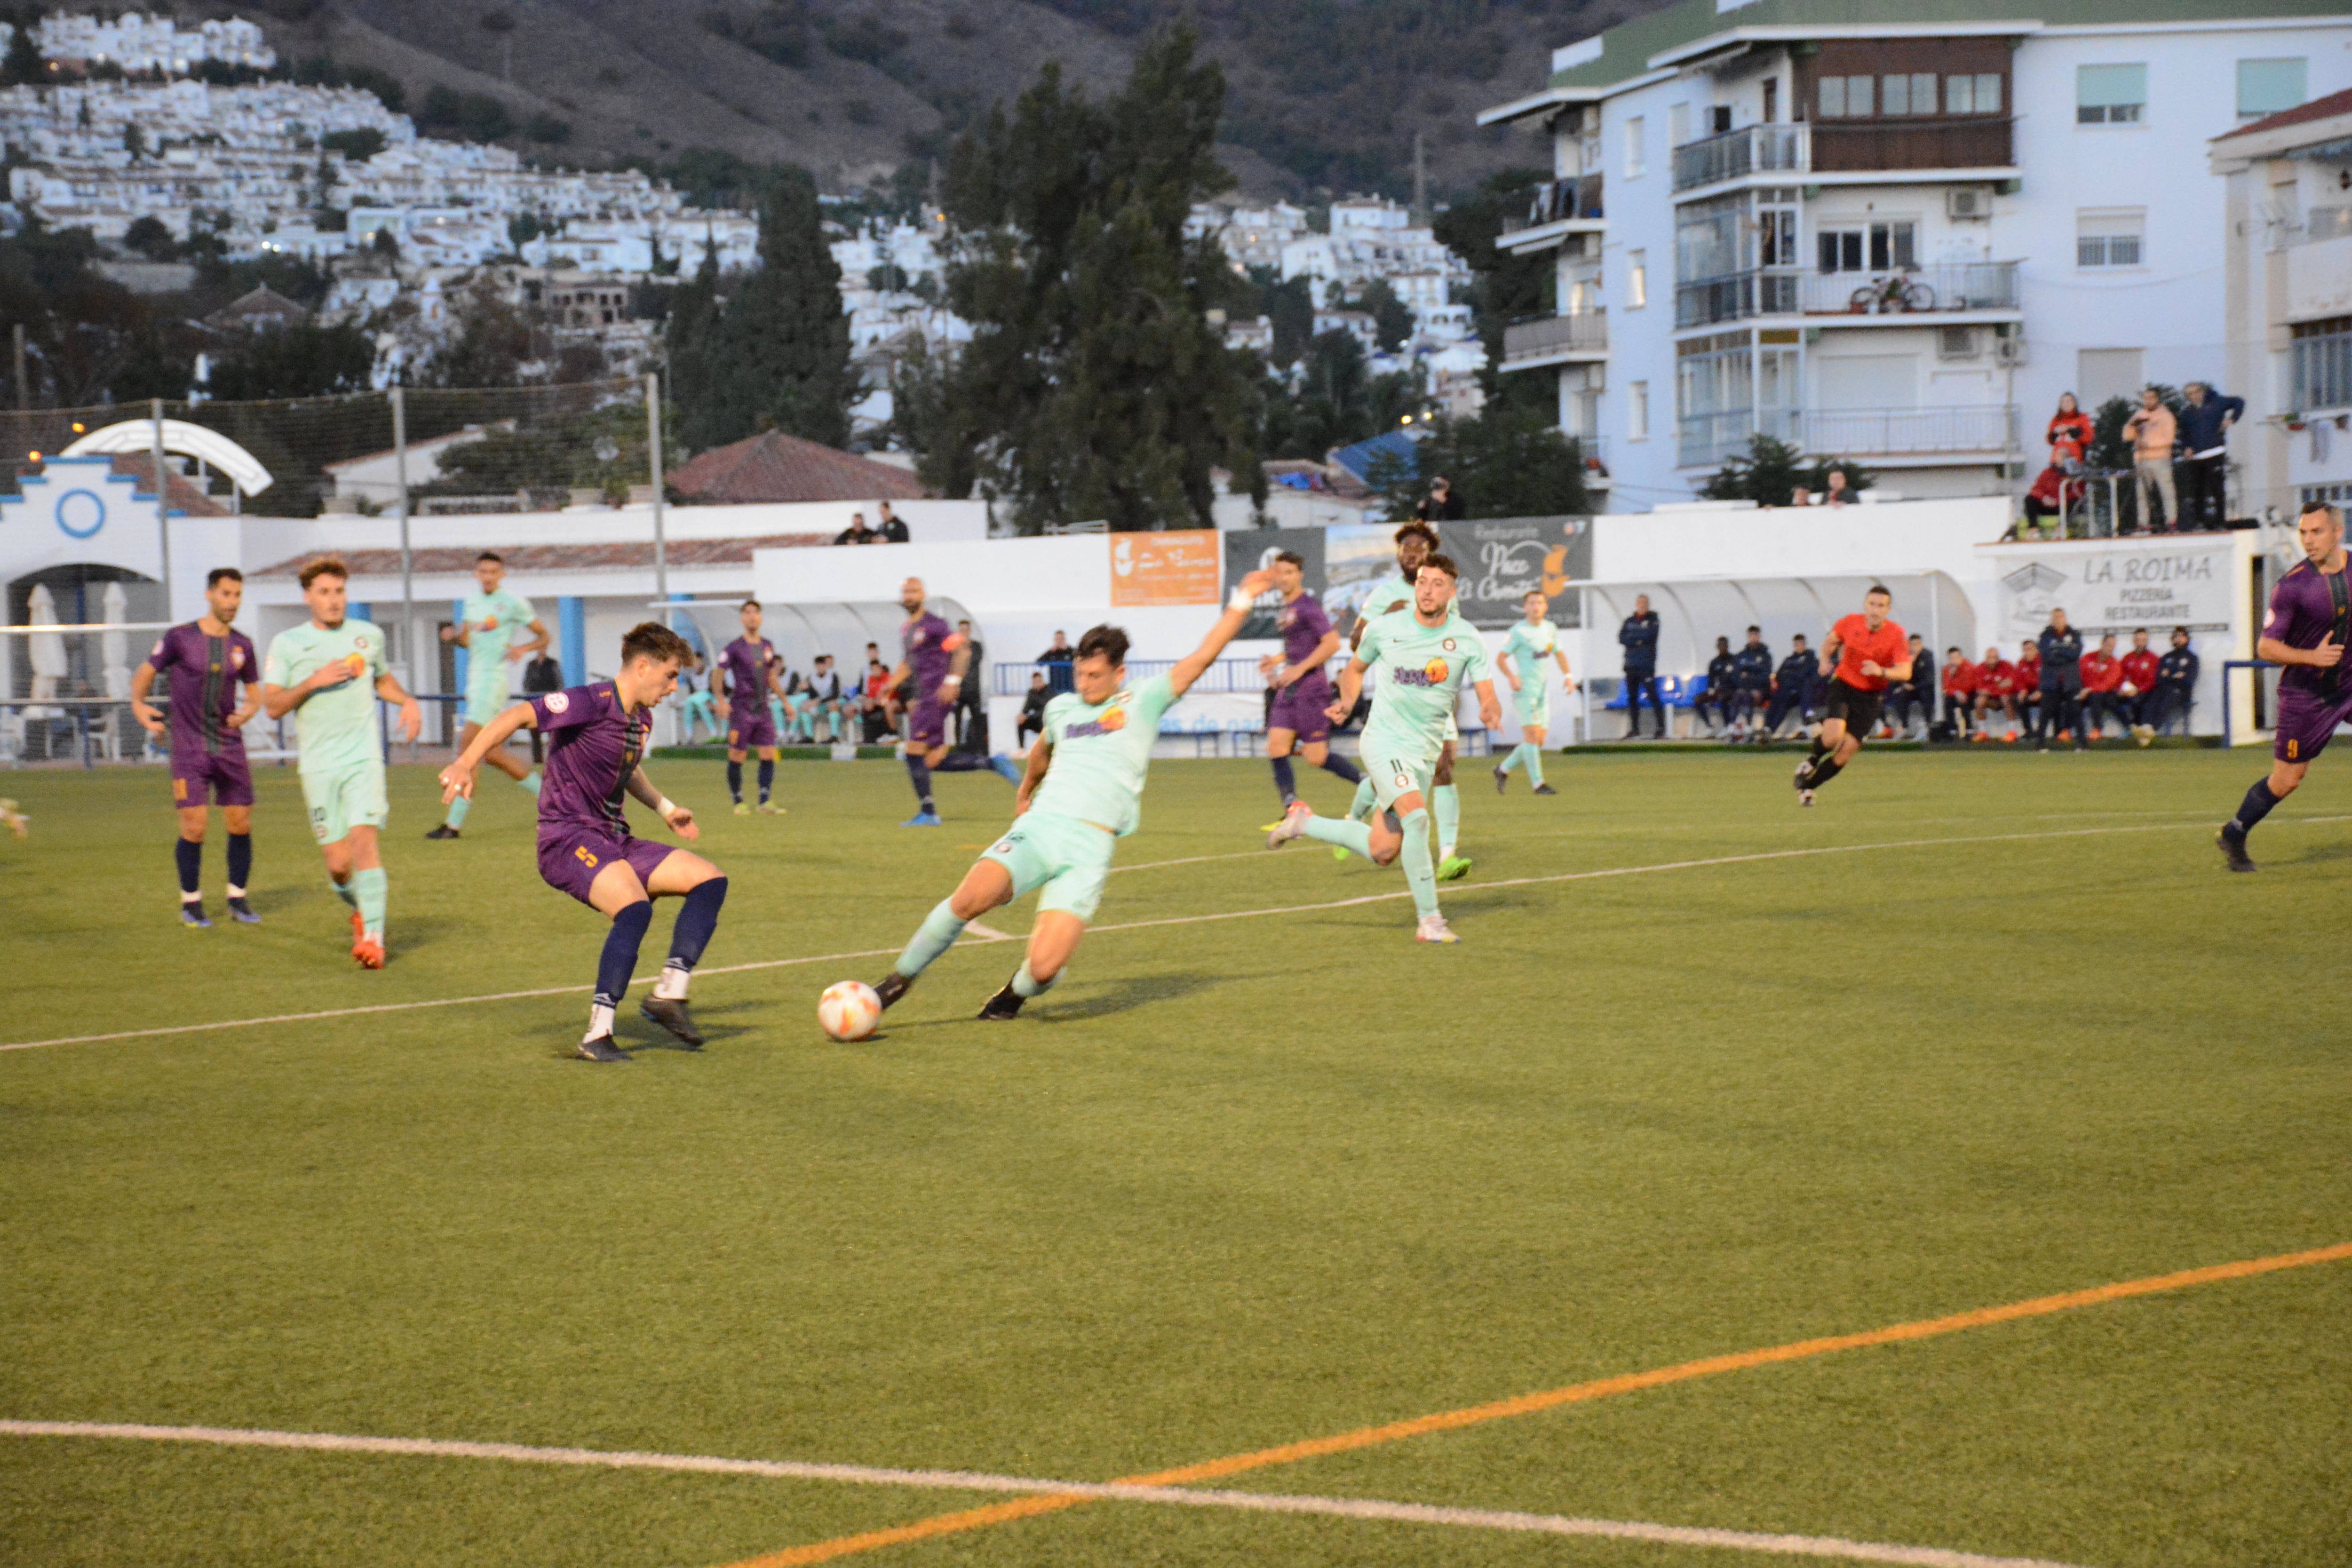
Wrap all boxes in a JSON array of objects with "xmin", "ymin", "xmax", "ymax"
[
  {"xmin": 1992, "ymin": 336, "xmax": 2027, "ymax": 368},
  {"xmin": 1947, "ymin": 186, "xmax": 1993, "ymax": 221}
]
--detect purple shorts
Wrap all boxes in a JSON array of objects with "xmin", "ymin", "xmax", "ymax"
[
  {"xmin": 1268, "ymin": 677, "xmax": 1334, "ymax": 744},
  {"xmin": 727, "ymin": 707, "xmax": 777, "ymax": 750},
  {"xmin": 907, "ymin": 695, "xmax": 950, "ymax": 749},
  {"xmin": 537, "ymin": 823, "xmax": 676, "ymax": 907},
  {"xmin": 2273, "ymin": 683, "xmax": 2352, "ymax": 764},
  {"xmin": 171, "ymin": 747, "xmax": 253, "ymax": 809}
]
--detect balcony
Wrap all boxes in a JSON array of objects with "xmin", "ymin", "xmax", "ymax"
[
  {"xmin": 1676, "ymin": 405, "xmax": 2019, "ymax": 470},
  {"xmin": 1500, "ymin": 310, "xmax": 1607, "ymax": 371},
  {"xmin": 1675, "ymin": 269, "xmax": 1801, "ymax": 329},
  {"xmin": 1670, "ymin": 124, "xmax": 1807, "ymax": 194},
  {"xmin": 1677, "ymin": 263, "xmax": 2020, "ymax": 329},
  {"xmin": 1809, "ymin": 118, "xmax": 2012, "ymax": 175},
  {"xmin": 1499, "ymin": 175, "xmax": 1604, "ymax": 251}
]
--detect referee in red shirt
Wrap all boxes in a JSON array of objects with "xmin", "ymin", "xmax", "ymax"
[{"xmin": 1795, "ymin": 585, "xmax": 1913, "ymax": 806}]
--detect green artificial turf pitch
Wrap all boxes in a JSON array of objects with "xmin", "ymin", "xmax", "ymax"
[{"xmin": 1, "ymin": 748, "xmax": 2347, "ymax": 1568}]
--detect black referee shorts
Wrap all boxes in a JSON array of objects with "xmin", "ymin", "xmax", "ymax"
[{"xmin": 1823, "ymin": 678, "xmax": 1883, "ymax": 736}]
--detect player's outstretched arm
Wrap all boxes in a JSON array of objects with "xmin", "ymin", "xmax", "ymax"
[
  {"xmin": 373, "ymin": 670, "xmax": 424, "ymax": 743},
  {"xmin": 1015, "ymin": 740, "xmax": 1051, "ymax": 815},
  {"xmin": 1496, "ymin": 650, "xmax": 1521, "ymax": 692},
  {"xmin": 128, "ymin": 660, "xmax": 166, "ymax": 736},
  {"xmin": 2259, "ymin": 632, "xmax": 2343, "ymax": 668},
  {"xmin": 625, "ymin": 766, "xmax": 698, "ymax": 841},
  {"xmin": 1474, "ymin": 678, "xmax": 1503, "ymax": 730},
  {"xmin": 1327, "ymin": 654, "xmax": 1370, "ymax": 724},
  {"xmin": 1553, "ymin": 649, "xmax": 1576, "ymax": 691},
  {"xmin": 439, "ymin": 701, "xmax": 536, "ymax": 801},
  {"xmin": 1171, "ymin": 570, "xmax": 1275, "ymax": 697},
  {"xmin": 1818, "ymin": 638, "xmax": 1842, "ymax": 679}
]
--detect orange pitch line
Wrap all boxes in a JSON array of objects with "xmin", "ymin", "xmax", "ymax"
[{"xmin": 723, "ymin": 1239, "xmax": 2352, "ymax": 1567}]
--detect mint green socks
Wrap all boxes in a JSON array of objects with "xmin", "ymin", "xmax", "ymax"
[
  {"xmin": 1011, "ymin": 960, "xmax": 1058, "ymax": 999},
  {"xmin": 443, "ymin": 794, "xmax": 470, "ymax": 830},
  {"xmin": 352, "ymin": 866, "xmax": 388, "ymax": 941},
  {"xmin": 896, "ymin": 898, "xmax": 967, "ymax": 979},
  {"xmin": 1398, "ymin": 807, "xmax": 1438, "ymax": 916},
  {"xmin": 1347, "ymin": 775, "xmax": 1377, "ymax": 822},
  {"xmin": 1432, "ymin": 783, "xmax": 1461, "ymax": 860},
  {"xmin": 519, "ymin": 771, "xmax": 542, "ymax": 797},
  {"xmin": 1302, "ymin": 814, "xmax": 1376, "ymax": 858},
  {"xmin": 331, "ymin": 875, "xmax": 359, "ymax": 910}
]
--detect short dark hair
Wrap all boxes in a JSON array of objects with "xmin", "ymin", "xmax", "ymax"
[
  {"xmin": 206, "ymin": 566, "xmax": 243, "ymax": 588},
  {"xmin": 476, "ymin": 550, "xmax": 503, "ymax": 565},
  {"xmin": 298, "ymin": 557, "xmax": 349, "ymax": 589},
  {"xmin": 1418, "ymin": 552, "xmax": 1459, "ymax": 581},
  {"xmin": 815, "ymin": 653, "xmax": 832, "ymax": 664},
  {"xmin": 1866, "ymin": 584, "xmax": 1892, "ymax": 600},
  {"xmin": 1746, "ymin": 624, "xmax": 1759, "ymax": 633},
  {"xmin": 2301, "ymin": 498, "xmax": 2343, "ymax": 522},
  {"xmin": 1792, "ymin": 634, "xmax": 1808, "ymax": 645},
  {"xmin": 1273, "ymin": 550, "xmax": 1305, "ymax": 569},
  {"xmin": 620, "ymin": 621, "xmax": 693, "ymax": 667},
  {"xmin": 1948, "ymin": 646, "xmax": 1963, "ymax": 655},
  {"xmin": 741, "ymin": 598, "xmax": 761, "ymax": 611},
  {"xmin": 1076, "ymin": 624, "xmax": 1130, "ymax": 666},
  {"xmin": 1393, "ymin": 521, "xmax": 1439, "ymax": 549}
]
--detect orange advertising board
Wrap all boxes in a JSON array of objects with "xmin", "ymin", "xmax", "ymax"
[{"xmin": 1108, "ymin": 529, "xmax": 1222, "ymax": 606}]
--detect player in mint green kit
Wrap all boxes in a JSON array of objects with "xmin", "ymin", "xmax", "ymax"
[
  {"xmin": 1493, "ymin": 589, "xmax": 1575, "ymax": 796},
  {"xmin": 872, "ymin": 569, "xmax": 1276, "ymax": 1020},
  {"xmin": 1269, "ymin": 553, "xmax": 1500, "ymax": 943},
  {"xmin": 1338, "ymin": 522, "xmax": 1474, "ymax": 878},
  {"xmin": 428, "ymin": 551, "xmax": 548, "ymax": 839},
  {"xmin": 261, "ymin": 557, "xmax": 422, "ymax": 968}
]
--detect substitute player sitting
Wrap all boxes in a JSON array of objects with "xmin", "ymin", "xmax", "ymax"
[
  {"xmin": 1492, "ymin": 589, "xmax": 1573, "ymax": 795},
  {"xmin": 440, "ymin": 622, "xmax": 728, "ymax": 1061},
  {"xmin": 1259, "ymin": 549, "xmax": 1362, "ymax": 808},
  {"xmin": 2217, "ymin": 501, "xmax": 2350, "ymax": 872},
  {"xmin": 1268, "ymin": 554, "xmax": 1501, "ymax": 943},
  {"xmin": 870, "ymin": 570, "xmax": 1276, "ymax": 1020},
  {"xmin": 261, "ymin": 557, "xmax": 422, "ymax": 968},
  {"xmin": 131, "ymin": 566, "xmax": 261, "ymax": 926},
  {"xmin": 1792, "ymin": 585, "xmax": 1910, "ymax": 807},
  {"xmin": 428, "ymin": 551, "xmax": 547, "ymax": 840}
]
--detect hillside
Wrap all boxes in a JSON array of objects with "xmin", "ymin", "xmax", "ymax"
[{"xmin": 231, "ymin": 0, "xmax": 1641, "ymax": 201}]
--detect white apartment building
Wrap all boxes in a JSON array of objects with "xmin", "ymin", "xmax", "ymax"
[
  {"xmin": 2, "ymin": 12, "xmax": 274, "ymax": 72},
  {"xmin": 1479, "ymin": 0, "xmax": 2352, "ymax": 513},
  {"xmin": 2211, "ymin": 86, "xmax": 2352, "ymax": 519}
]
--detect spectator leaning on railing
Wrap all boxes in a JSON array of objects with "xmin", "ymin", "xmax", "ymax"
[
  {"xmin": 2122, "ymin": 388, "xmax": 2179, "ymax": 535},
  {"xmin": 2176, "ymin": 383, "xmax": 2244, "ymax": 531}
]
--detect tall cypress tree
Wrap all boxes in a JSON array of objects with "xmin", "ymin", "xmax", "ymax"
[
  {"xmin": 663, "ymin": 239, "xmax": 728, "ymax": 452},
  {"xmin": 719, "ymin": 166, "xmax": 852, "ymax": 449}
]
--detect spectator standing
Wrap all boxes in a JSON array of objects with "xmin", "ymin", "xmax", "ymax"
[
  {"xmin": 1731, "ymin": 627, "xmax": 1773, "ymax": 737},
  {"xmin": 2122, "ymin": 389, "xmax": 2179, "ymax": 534},
  {"xmin": 1014, "ymin": 671, "xmax": 1053, "ymax": 751},
  {"xmin": 1941, "ymin": 646, "xmax": 1976, "ymax": 740},
  {"xmin": 1971, "ymin": 645, "xmax": 2018, "ymax": 741},
  {"xmin": 2025, "ymin": 393, "xmax": 2096, "ymax": 534},
  {"xmin": 1701, "ymin": 636, "xmax": 1738, "ymax": 736},
  {"xmin": 1757, "ymin": 635, "xmax": 1816, "ymax": 743},
  {"xmin": 1416, "ymin": 475, "xmax": 1468, "ymax": 523},
  {"xmin": 1618, "ymin": 594, "xmax": 1663, "ymax": 739},
  {"xmin": 1037, "ymin": 629, "xmax": 1075, "ymax": 694},
  {"xmin": 2013, "ymin": 640, "xmax": 2042, "ymax": 738},
  {"xmin": 2118, "ymin": 628, "xmax": 2161, "ymax": 741},
  {"xmin": 2152, "ymin": 628, "xmax": 2200, "ymax": 737},
  {"xmin": 2036, "ymin": 610, "xmax": 2085, "ymax": 751},
  {"xmin": 2079, "ymin": 634, "xmax": 2129, "ymax": 740},
  {"xmin": 876, "ymin": 501, "xmax": 911, "ymax": 543},
  {"xmin": 834, "ymin": 511, "xmax": 878, "ymax": 545},
  {"xmin": 952, "ymin": 618, "xmax": 986, "ymax": 750},
  {"xmin": 2176, "ymin": 383, "xmax": 2244, "ymax": 531}
]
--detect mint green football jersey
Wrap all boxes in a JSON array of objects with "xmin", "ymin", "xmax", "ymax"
[
  {"xmin": 462, "ymin": 588, "xmax": 535, "ymax": 687},
  {"xmin": 264, "ymin": 618, "xmax": 388, "ymax": 775},
  {"xmin": 1501, "ymin": 618, "xmax": 1560, "ymax": 672},
  {"xmin": 1358, "ymin": 613, "xmax": 1490, "ymax": 767},
  {"xmin": 1030, "ymin": 673, "xmax": 1179, "ymax": 836}
]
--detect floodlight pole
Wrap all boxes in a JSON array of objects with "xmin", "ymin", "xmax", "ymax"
[
  {"xmin": 150, "ymin": 398, "xmax": 172, "ymax": 620},
  {"xmin": 646, "ymin": 370, "xmax": 667, "ymax": 614}
]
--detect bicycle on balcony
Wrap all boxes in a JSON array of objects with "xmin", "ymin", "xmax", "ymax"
[{"xmin": 1846, "ymin": 273, "xmax": 1937, "ymax": 314}]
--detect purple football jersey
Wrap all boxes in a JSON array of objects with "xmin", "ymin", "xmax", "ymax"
[
  {"xmin": 1278, "ymin": 593, "xmax": 1334, "ymax": 667},
  {"xmin": 903, "ymin": 610, "xmax": 956, "ymax": 692},
  {"xmin": 531, "ymin": 683, "xmax": 648, "ymax": 836},
  {"xmin": 718, "ymin": 636, "xmax": 775, "ymax": 704},
  {"xmin": 144, "ymin": 622, "xmax": 258, "ymax": 758},
  {"xmin": 2262, "ymin": 561, "xmax": 2351, "ymax": 694}
]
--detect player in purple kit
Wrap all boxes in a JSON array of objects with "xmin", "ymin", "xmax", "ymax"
[
  {"xmin": 130, "ymin": 566, "xmax": 262, "ymax": 927},
  {"xmin": 892, "ymin": 575, "xmax": 1020, "ymax": 826},
  {"xmin": 440, "ymin": 622, "xmax": 730, "ymax": 1062},
  {"xmin": 716, "ymin": 599, "xmax": 787, "ymax": 816},
  {"xmin": 2218, "ymin": 501, "xmax": 2351, "ymax": 872},
  {"xmin": 1258, "ymin": 550, "xmax": 1362, "ymax": 809}
]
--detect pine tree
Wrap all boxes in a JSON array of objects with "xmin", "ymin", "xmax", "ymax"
[
  {"xmin": 715, "ymin": 166, "xmax": 852, "ymax": 448},
  {"xmin": 1, "ymin": 10, "xmax": 44, "ymax": 89},
  {"xmin": 663, "ymin": 239, "xmax": 728, "ymax": 452}
]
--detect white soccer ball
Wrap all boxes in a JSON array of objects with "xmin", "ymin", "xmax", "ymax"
[{"xmin": 818, "ymin": 980, "xmax": 881, "ymax": 1042}]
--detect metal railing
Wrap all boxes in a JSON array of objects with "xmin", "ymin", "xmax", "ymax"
[
  {"xmin": 1670, "ymin": 124, "xmax": 1807, "ymax": 193},
  {"xmin": 1675, "ymin": 268, "xmax": 1801, "ymax": 328},
  {"xmin": 1675, "ymin": 405, "xmax": 2018, "ymax": 469},
  {"xmin": 1502, "ymin": 310, "xmax": 1608, "ymax": 364},
  {"xmin": 1677, "ymin": 409, "xmax": 1795, "ymax": 470},
  {"xmin": 1501, "ymin": 173, "xmax": 1605, "ymax": 233},
  {"xmin": 1800, "ymin": 262, "xmax": 2021, "ymax": 314}
]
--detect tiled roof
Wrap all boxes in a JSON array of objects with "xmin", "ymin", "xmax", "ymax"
[
  {"xmin": 258, "ymin": 534, "xmax": 833, "ymax": 579},
  {"xmin": 2216, "ymin": 84, "xmax": 2352, "ymax": 141},
  {"xmin": 667, "ymin": 429, "xmax": 930, "ymax": 505}
]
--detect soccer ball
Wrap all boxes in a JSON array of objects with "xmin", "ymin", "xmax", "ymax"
[{"xmin": 818, "ymin": 980, "xmax": 881, "ymax": 1042}]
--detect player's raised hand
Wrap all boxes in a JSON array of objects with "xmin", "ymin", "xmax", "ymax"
[
  {"xmin": 1236, "ymin": 568, "xmax": 1275, "ymax": 599},
  {"xmin": 665, "ymin": 802, "xmax": 699, "ymax": 841}
]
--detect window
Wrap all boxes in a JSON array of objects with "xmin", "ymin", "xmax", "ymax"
[
  {"xmin": 2077, "ymin": 63, "xmax": 2146, "ymax": 125},
  {"xmin": 1625, "ymin": 116, "xmax": 1645, "ymax": 177},
  {"xmin": 2291, "ymin": 317, "xmax": 2352, "ymax": 411},
  {"xmin": 1881, "ymin": 72, "xmax": 1937, "ymax": 116},
  {"xmin": 1819, "ymin": 75, "xmax": 1873, "ymax": 119},
  {"xmin": 2077, "ymin": 209, "xmax": 2145, "ymax": 268},
  {"xmin": 2238, "ymin": 58, "xmax": 2308, "ymax": 122},
  {"xmin": 1628, "ymin": 249, "xmax": 1647, "ymax": 309},
  {"xmin": 1945, "ymin": 73, "xmax": 2002, "ymax": 115},
  {"xmin": 1817, "ymin": 222, "xmax": 1915, "ymax": 274},
  {"xmin": 1629, "ymin": 381, "xmax": 1650, "ymax": 440},
  {"xmin": 1762, "ymin": 78, "xmax": 1778, "ymax": 124}
]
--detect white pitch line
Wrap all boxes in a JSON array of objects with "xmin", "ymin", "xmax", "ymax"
[
  {"xmin": 961, "ymin": 920, "xmax": 1016, "ymax": 942},
  {"xmin": 0, "ymin": 1422, "xmax": 2093, "ymax": 1568},
  {"xmin": 6, "ymin": 816, "xmax": 2337, "ymax": 1054}
]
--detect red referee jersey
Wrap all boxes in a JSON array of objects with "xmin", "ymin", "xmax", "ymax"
[{"xmin": 1830, "ymin": 613, "xmax": 1908, "ymax": 692}]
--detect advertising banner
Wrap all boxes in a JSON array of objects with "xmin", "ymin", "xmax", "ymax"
[
  {"xmin": 1321, "ymin": 524, "xmax": 1402, "ymax": 637},
  {"xmin": 1990, "ymin": 539, "xmax": 2236, "ymax": 646},
  {"xmin": 1432, "ymin": 516, "xmax": 1594, "ymax": 629},
  {"xmin": 1221, "ymin": 528, "xmax": 1328, "ymax": 640},
  {"xmin": 1108, "ymin": 529, "xmax": 1222, "ymax": 606}
]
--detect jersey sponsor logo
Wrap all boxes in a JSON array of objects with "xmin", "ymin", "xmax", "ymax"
[
  {"xmin": 1441, "ymin": 638, "xmax": 1457, "ymax": 652},
  {"xmin": 544, "ymin": 691, "xmax": 571, "ymax": 713},
  {"xmin": 1065, "ymin": 707, "xmax": 1128, "ymax": 739},
  {"xmin": 1390, "ymin": 658, "xmax": 1451, "ymax": 688}
]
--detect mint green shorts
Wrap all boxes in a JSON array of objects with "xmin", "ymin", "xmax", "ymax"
[
  {"xmin": 1513, "ymin": 684, "xmax": 1551, "ymax": 729},
  {"xmin": 1363, "ymin": 750, "xmax": 1436, "ymax": 814},
  {"xmin": 302, "ymin": 758, "xmax": 389, "ymax": 844},
  {"xmin": 464, "ymin": 677, "xmax": 511, "ymax": 728},
  {"xmin": 981, "ymin": 810, "xmax": 1117, "ymax": 922}
]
